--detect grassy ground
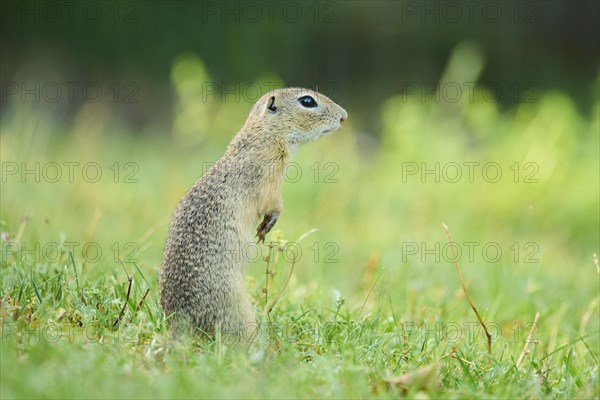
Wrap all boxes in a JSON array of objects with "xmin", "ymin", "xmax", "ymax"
[{"xmin": 1, "ymin": 84, "xmax": 599, "ymax": 398}]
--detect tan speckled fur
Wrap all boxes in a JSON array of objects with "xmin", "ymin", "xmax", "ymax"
[{"xmin": 160, "ymin": 88, "xmax": 347, "ymax": 338}]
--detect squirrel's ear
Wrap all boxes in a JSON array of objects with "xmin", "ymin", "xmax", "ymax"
[{"xmin": 267, "ymin": 96, "xmax": 277, "ymax": 113}]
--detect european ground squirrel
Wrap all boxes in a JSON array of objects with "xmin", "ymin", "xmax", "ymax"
[{"xmin": 160, "ymin": 87, "xmax": 348, "ymax": 338}]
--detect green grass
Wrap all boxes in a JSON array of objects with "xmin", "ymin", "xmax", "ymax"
[{"xmin": 1, "ymin": 84, "xmax": 599, "ymax": 398}]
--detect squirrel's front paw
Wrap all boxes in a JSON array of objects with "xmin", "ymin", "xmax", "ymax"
[{"xmin": 256, "ymin": 211, "xmax": 280, "ymax": 243}]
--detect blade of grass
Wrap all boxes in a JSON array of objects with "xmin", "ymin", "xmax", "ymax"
[
  {"xmin": 575, "ymin": 332, "xmax": 597, "ymax": 364},
  {"xmin": 30, "ymin": 270, "xmax": 42, "ymax": 303},
  {"xmin": 357, "ymin": 267, "xmax": 384, "ymax": 320},
  {"xmin": 69, "ymin": 250, "xmax": 80, "ymax": 294}
]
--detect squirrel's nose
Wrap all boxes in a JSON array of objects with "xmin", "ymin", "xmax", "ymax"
[{"xmin": 340, "ymin": 109, "xmax": 348, "ymax": 123}]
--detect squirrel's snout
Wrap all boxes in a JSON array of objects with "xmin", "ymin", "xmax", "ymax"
[{"xmin": 340, "ymin": 109, "xmax": 348, "ymax": 123}]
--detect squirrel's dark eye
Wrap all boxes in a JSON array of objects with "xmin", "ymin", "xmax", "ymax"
[{"xmin": 298, "ymin": 95, "xmax": 318, "ymax": 108}]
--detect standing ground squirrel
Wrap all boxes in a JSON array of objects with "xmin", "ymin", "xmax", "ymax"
[{"xmin": 160, "ymin": 88, "xmax": 348, "ymax": 338}]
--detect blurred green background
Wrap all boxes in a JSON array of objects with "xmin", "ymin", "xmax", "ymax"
[
  {"xmin": 1, "ymin": 1, "xmax": 599, "ymax": 398},
  {"xmin": 1, "ymin": 0, "xmax": 598, "ymax": 280}
]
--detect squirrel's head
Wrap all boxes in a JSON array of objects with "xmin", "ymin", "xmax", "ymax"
[{"xmin": 246, "ymin": 88, "xmax": 348, "ymax": 147}]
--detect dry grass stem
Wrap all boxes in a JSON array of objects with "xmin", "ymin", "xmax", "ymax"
[
  {"xmin": 516, "ymin": 312, "xmax": 540, "ymax": 370},
  {"xmin": 264, "ymin": 251, "xmax": 297, "ymax": 315},
  {"xmin": 442, "ymin": 222, "xmax": 492, "ymax": 355}
]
